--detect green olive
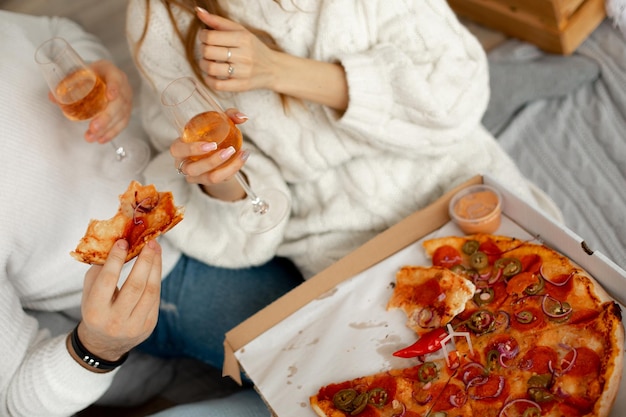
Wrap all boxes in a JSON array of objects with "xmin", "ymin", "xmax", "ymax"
[
  {"xmin": 462, "ymin": 240, "xmax": 480, "ymax": 255},
  {"xmin": 470, "ymin": 251, "xmax": 489, "ymax": 270}
]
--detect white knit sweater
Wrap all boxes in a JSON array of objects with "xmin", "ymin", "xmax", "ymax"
[
  {"xmin": 0, "ymin": 11, "xmax": 179, "ymax": 417},
  {"xmin": 127, "ymin": 0, "xmax": 543, "ymax": 279}
]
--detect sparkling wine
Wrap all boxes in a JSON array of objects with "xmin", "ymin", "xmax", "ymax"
[
  {"xmin": 182, "ymin": 110, "xmax": 243, "ymax": 160},
  {"xmin": 55, "ymin": 68, "xmax": 107, "ymax": 121}
]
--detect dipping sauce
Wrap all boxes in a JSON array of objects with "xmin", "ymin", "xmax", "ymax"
[{"xmin": 449, "ymin": 184, "xmax": 502, "ymax": 234}]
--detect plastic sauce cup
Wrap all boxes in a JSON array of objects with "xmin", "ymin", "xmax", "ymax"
[{"xmin": 449, "ymin": 184, "xmax": 503, "ymax": 234}]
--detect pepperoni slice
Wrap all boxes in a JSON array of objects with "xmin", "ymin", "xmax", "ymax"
[
  {"xmin": 565, "ymin": 346, "xmax": 600, "ymax": 377},
  {"xmin": 479, "ymin": 239, "xmax": 502, "ymax": 264},
  {"xmin": 432, "ymin": 245, "xmax": 462, "ymax": 268},
  {"xmin": 520, "ymin": 254, "xmax": 542, "ymax": 274},
  {"xmin": 521, "ymin": 345, "xmax": 558, "ymax": 374}
]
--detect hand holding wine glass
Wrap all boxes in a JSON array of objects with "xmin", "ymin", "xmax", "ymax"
[
  {"xmin": 160, "ymin": 76, "xmax": 290, "ymax": 233},
  {"xmin": 34, "ymin": 37, "xmax": 150, "ymax": 176}
]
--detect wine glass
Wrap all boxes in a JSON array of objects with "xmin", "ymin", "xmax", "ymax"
[
  {"xmin": 34, "ymin": 37, "xmax": 150, "ymax": 176},
  {"xmin": 160, "ymin": 76, "xmax": 290, "ymax": 234}
]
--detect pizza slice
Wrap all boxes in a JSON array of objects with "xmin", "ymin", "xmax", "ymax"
[
  {"xmin": 71, "ymin": 180, "xmax": 184, "ymax": 264},
  {"xmin": 387, "ymin": 266, "xmax": 476, "ymax": 335},
  {"xmin": 310, "ymin": 357, "xmax": 474, "ymax": 417}
]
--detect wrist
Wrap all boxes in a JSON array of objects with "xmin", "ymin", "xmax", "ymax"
[
  {"xmin": 66, "ymin": 325, "xmax": 128, "ymax": 373},
  {"xmin": 201, "ymin": 176, "xmax": 246, "ymax": 201}
]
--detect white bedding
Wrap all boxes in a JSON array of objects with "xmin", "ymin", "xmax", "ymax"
[{"xmin": 491, "ymin": 20, "xmax": 626, "ymax": 272}]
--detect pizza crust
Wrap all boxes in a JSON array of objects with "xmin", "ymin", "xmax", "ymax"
[{"xmin": 71, "ymin": 180, "xmax": 184, "ymax": 264}]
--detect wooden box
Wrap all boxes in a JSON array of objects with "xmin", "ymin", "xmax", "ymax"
[{"xmin": 447, "ymin": 0, "xmax": 607, "ymax": 54}]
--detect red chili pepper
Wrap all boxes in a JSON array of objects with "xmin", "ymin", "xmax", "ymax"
[{"xmin": 392, "ymin": 327, "xmax": 448, "ymax": 358}]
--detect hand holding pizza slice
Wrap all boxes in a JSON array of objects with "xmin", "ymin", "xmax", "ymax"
[{"xmin": 71, "ymin": 181, "xmax": 184, "ymax": 264}]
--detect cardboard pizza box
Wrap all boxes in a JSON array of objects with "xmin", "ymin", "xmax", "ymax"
[{"xmin": 223, "ymin": 174, "xmax": 626, "ymax": 417}]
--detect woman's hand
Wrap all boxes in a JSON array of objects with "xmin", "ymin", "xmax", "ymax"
[
  {"xmin": 194, "ymin": 8, "xmax": 348, "ymax": 111},
  {"xmin": 171, "ymin": 109, "xmax": 249, "ymax": 202},
  {"xmin": 77, "ymin": 239, "xmax": 162, "ymax": 362},
  {"xmin": 195, "ymin": 8, "xmax": 278, "ymax": 93},
  {"xmin": 85, "ymin": 60, "xmax": 133, "ymax": 144}
]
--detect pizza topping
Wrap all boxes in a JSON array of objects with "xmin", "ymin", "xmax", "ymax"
[
  {"xmin": 367, "ymin": 388, "xmax": 388, "ymax": 408},
  {"xmin": 498, "ymin": 398, "xmax": 542, "ymax": 417},
  {"xmin": 466, "ymin": 309, "xmax": 495, "ymax": 334},
  {"xmin": 331, "ymin": 389, "xmax": 366, "ymax": 415},
  {"xmin": 521, "ymin": 408, "xmax": 541, "ymax": 417},
  {"xmin": 506, "ymin": 272, "xmax": 540, "ymax": 296},
  {"xmin": 473, "ymin": 288, "xmax": 495, "ymax": 306},
  {"xmin": 514, "ymin": 310, "xmax": 534, "ymax": 324},
  {"xmin": 393, "ymin": 327, "xmax": 448, "ymax": 358},
  {"xmin": 390, "ymin": 400, "xmax": 405, "ymax": 417},
  {"xmin": 432, "ymin": 245, "xmax": 462, "ymax": 268},
  {"xmin": 469, "ymin": 374, "xmax": 505, "ymax": 400},
  {"xmin": 418, "ymin": 362, "xmax": 438, "ymax": 383},
  {"xmin": 470, "ymin": 251, "xmax": 489, "ymax": 270},
  {"xmin": 527, "ymin": 374, "xmax": 553, "ymax": 389},
  {"xmin": 527, "ymin": 387, "xmax": 555, "ymax": 403},
  {"xmin": 332, "ymin": 389, "xmax": 357, "ymax": 409},
  {"xmin": 494, "ymin": 257, "xmax": 522, "ymax": 277},
  {"xmin": 541, "ymin": 295, "xmax": 572, "ymax": 320},
  {"xmin": 462, "ymin": 239, "xmax": 480, "ymax": 255},
  {"xmin": 540, "ymin": 267, "xmax": 574, "ymax": 287},
  {"xmin": 548, "ymin": 344, "xmax": 579, "ymax": 376}
]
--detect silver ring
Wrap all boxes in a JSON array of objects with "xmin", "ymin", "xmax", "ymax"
[
  {"xmin": 176, "ymin": 159, "xmax": 189, "ymax": 176},
  {"xmin": 226, "ymin": 48, "xmax": 232, "ymax": 61},
  {"xmin": 227, "ymin": 64, "xmax": 235, "ymax": 78}
]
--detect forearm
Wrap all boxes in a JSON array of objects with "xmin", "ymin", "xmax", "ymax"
[{"xmin": 271, "ymin": 51, "xmax": 349, "ymax": 112}]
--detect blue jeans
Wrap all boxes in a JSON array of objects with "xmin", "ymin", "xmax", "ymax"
[
  {"xmin": 139, "ymin": 254, "xmax": 303, "ymax": 369},
  {"xmin": 148, "ymin": 388, "xmax": 269, "ymax": 417}
]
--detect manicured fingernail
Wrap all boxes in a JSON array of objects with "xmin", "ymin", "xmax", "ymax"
[
  {"xmin": 239, "ymin": 150, "xmax": 250, "ymax": 162},
  {"xmin": 220, "ymin": 146, "xmax": 235, "ymax": 160},
  {"xmin": 236, "ymin": 112, "xmax": 249, "ymax": 120},
  {"xmin": 117, "ymin": 240, "xmax": 129, "ymax": 250},
  {"xmin": 195, "ymin": 6, "xmax": 209, "ymax": 15},
  {"xmin": 201, "ymin": 142, "xmax": 218, "ymax": 152}
]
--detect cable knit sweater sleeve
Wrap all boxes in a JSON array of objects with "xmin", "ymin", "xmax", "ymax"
[
  {"xmin": 331, "ymin": 0, "xmax": 490, "ymax": 155},
  {"xmin": 127, "ymin": 0, "xmax": 288, "ymax": 268},
  {"xmin": 0, "ymin": 11, "xmax": 117, "ymax": 416}
]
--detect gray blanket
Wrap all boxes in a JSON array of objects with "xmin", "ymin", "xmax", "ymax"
[{"xmin": 486, "ymin": 20, "xmax": 626, "ymax": 272}]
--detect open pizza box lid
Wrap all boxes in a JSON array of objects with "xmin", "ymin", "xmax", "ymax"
[{"xmin": 223, "ymin": 174, "xmax": 626, "ymax": 417}]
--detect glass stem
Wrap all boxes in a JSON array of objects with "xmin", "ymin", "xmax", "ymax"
[
  {"xmin": 235, "ymin": 172, "xmax": 269, "ymax": 215},
  {"xmin": 110, "ymin": 140, "xmax": 127, "ymax": 161}
]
